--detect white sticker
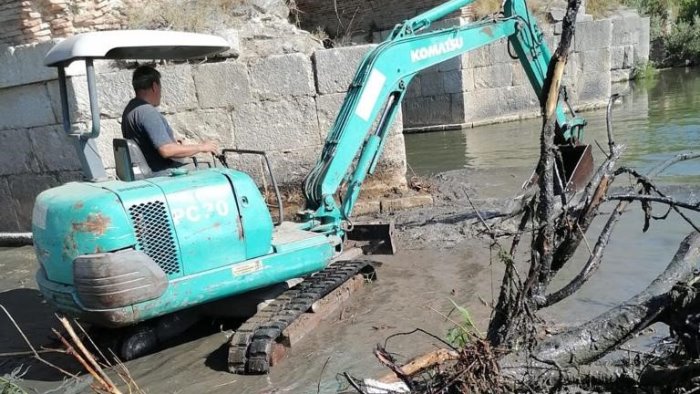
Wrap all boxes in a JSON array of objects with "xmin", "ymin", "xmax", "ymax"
[
  {"xmin": 232, "ymin": 260, "xmax": 263, "ymax": 276},
  {"xmin": 355, "ymin": 69, "xmax": 386, "ymax": 122},
  {"xmin": 32, "ymin": 202, "xmax": 48, "ymax": 230}
]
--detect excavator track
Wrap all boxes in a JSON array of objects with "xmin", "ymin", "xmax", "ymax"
[{"xmin": 228, "ymin": 259, "xmax": 375, "ymax": 374}]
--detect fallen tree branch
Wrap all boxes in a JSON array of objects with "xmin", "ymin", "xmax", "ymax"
[
  {"xmin": 606, "ymin": 194, "xmax": 700, "ymax": 212},
  {"xmin": 503, "ymin": 232, "xmax": 700, "ymax": 369}
]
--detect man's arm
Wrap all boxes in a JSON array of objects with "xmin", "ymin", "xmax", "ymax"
[{"xmin": 158, "ymin": 141, "xmax": 218, "ymax": 159}]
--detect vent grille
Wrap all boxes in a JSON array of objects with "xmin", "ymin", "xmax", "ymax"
[{"xmin": 128, "ymin": 201, "xmax": 180, "ymax": 275}]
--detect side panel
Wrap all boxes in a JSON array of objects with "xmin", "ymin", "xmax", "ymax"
[
  {"xmin": 147, "ymin": 170, "xmax": 251, "ymax": 275},
  {"xmin": 32, "ymin": 182, "xmax": 137, "ymax": 285},
  {"xmin": 223, "ymin": 170, "xmax": 274, "ymax": 259}
]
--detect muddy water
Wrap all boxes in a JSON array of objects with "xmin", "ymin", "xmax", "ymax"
[
  {"xmin": 405, "ymin": 68, "xmax": 700, "ymax": 323},
  {"xmin": 406, "ymin": 67, "xmax": 700, "ymax": 182}
]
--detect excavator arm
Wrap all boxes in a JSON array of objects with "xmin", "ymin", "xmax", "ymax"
[{"xmin": 303, "ymin": 0, "xmax": 586, "ymax": 233}]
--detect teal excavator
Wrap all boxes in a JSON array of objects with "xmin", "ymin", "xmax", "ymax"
[{"xmin": 33, "ymin": 0, "xmax": 591, "ymax": 374}]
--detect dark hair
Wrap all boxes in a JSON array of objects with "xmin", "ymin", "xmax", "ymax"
[{"xmin": 132, "ymin": 66, "xmax": 161, "ymax": 92}]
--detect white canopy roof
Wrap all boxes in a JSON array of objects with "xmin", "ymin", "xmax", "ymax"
[{"xmin": 45, "ymin": 30, "xmax": 230, "ymax": 67}]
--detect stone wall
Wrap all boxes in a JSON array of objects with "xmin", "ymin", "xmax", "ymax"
[
  {"xmin": 399, "ymin": 10, "xmax": 651, "ymax": 131},
  {"xmin": 0, "ymin": 0, "xmax": 130, "ymax": 46},
  {"xmin": 0, "ymin": 42, "xmax": 406, "ymax": 231}
]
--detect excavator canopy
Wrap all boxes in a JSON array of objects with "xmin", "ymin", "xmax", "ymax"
[{"xmin": 44, "ymin": 30, "xmax": 230, "ymax": 67}]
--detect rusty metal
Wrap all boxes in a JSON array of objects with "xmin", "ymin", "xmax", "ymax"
[{"xmin": 557, "ymin": 144, "xmax": 594, "ymax": 194}]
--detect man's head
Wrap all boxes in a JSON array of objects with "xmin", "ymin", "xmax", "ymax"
[{"xmin": 132, "ymin": 66, "xmax": 162, "ymax": 106}]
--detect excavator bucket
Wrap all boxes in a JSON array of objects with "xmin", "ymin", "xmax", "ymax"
[
  {"xmin": 347, "ymin": 221, "xmax": 396, "ymax": 255},
  {"xmin": 556, "ymin": 144, "xmax": 594, "ymax": 194}
]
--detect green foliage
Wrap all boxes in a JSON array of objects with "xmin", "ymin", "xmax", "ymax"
[
  {"xmin": 446, "ymin": 299, "xmax": 482, "ymax": 348},
  {"xmin": 666, "ymin": 15, "xmax": 700, "ymax": 63},
  {"xmin": 632, "ymin": 61, "xmax": 659, "ymax": 79},
  {"xmin": 1, "ymin": 375, "xmax": 27, "ymax": 394}
]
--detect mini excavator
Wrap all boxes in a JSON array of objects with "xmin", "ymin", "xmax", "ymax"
[{"xmin": 33, "ymin": 0, "xmax": 591, "ymax": 374}]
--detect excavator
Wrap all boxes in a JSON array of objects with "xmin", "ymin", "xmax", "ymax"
[{"xmin": 33, "ymin": 0, "xmax": 592, "ymax": 375}]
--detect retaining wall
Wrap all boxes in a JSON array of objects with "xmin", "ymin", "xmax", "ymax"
[
  {"xmin": 0, "ymin": 42, "xmax": 406, "ymax": 231},
  {"xmin": 400, "ymin": 10, "xmax": 651, "ymax": 131}
]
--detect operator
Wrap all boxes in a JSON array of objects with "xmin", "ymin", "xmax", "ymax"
[{"xmin": 121, "ymin": 65, "xmax": 218, "ymax": 175}]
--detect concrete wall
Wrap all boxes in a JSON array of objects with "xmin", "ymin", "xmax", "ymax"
[
  {"xmin": 399, "ymin": 11, "xmax": 650, "ymax": 131},
  {"xmin": 0, "ymin": 42, "xmax": 406, "ymax": 231}
]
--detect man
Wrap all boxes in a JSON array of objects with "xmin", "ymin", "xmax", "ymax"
[{"xmin": 121, "ymin": 65, "xmax": 218, "ymax": 175}]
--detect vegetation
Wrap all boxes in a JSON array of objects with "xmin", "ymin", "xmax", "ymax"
[{"xmin": 126, "ymin": 0, "xmax": 247, "ymax": 32}]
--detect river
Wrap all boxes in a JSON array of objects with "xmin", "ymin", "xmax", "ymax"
[{"xmin": 406, "ymin": 67, "xmax": 700, "ymax": 322}]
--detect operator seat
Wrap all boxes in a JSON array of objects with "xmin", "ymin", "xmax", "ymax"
[{"xmin": 113, "ymin": 138, "xmax": 153, "ymax": 181}]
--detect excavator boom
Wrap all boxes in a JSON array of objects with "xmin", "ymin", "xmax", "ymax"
[{"xmin": 303, "ymin": 0, "xmax": 587, "ymax": 230}]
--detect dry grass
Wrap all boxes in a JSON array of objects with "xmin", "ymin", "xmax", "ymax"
[
  {"xmin": 471, "ymin": 0, "xmax": 549, "ymax": 19},
  {"xmin": 126, "ymin": 0, "xmax": 247, "ymax": 32},
  {"xmin": 586, "ymin": 0, "xmax": 622, "ymax": 19}
]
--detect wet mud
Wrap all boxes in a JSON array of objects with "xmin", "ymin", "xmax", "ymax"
[{"xmin": 3, "ymin": 166, "xmax": 698, "ymax": 393}]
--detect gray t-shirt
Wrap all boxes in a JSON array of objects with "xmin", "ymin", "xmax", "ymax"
[{"xmin": 121, "ymin": 98, "xmax": 183, "ymax": 172}]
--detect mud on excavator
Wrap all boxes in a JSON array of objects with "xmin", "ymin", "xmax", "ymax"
[{"xmin": 32, "ymin": 0, "xmax": 592, "ymax": 375}]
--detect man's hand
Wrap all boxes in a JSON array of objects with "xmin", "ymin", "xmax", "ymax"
[{"xmin": 199, "ymin": 141, "xmax": 219, "ymax": 155}]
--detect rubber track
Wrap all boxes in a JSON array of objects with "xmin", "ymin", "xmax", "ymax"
[{"xmin": 228, "ymin": 260, "xmax": 374, "ymax": 374}]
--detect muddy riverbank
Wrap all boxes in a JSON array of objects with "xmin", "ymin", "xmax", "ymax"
[{"xmin": 2, "ymin": 164, "xmax": 699, "ymax": 393}]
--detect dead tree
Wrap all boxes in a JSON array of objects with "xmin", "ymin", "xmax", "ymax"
[{"xmin": 350, "ymin": 1, "xmax": 700, "ymax": 392}]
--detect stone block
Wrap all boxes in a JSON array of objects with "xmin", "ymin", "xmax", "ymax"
[
  {"xmin": 405, "ymin": 76, "xmax": 421, "ymax": 98},
  {"xmin": 165, "ymin": 110, "xmax": 235, "ymax": 148},
  {"xmin": 214, "ymin": 28, "xmax": 241, "ymax": 58},
  {"xmin": 611, "ymin": 14, "xmax": 641, "ymax": 47},
  {"xmin": 352, "ymin": 200, "xmax": 381, "ymax": 216},
  {"xmin": 443, "ymin": 69, "xmax": 472, "ymax": 93},
  {"xmin": 159, "ymin": 64, "xmax": 198, "ymax": 113},
  {"xmin": 419, "ymin": 72, "xmax": 443, "ymax": 96},
  {"xmin": 314, "ymin": 44, "xmax": 376, "ymax": 94},
  {"xmin": 376, "ymin": 133, "xmax": 407, "ymax": 175},
  {"xmin": 94, "ymin": 70, "xmax": 132, "ymax": 118},
  {"xmin": 316, "ymin": 93, "xmax": 344, "ymax": 139},
  {"xmin": 473, "ymin": 63, "xmax": 513, "ymax": 89},
  {"xmin": 267, "ymin": 145, "xmax": 320, "ymax": 183},
  {"xmin": 28, "ymin": 125, "xmax": 82, "ymax": 172},
  {"xmin": 437, "ymin": 56, "xmax": 463, "ymax": 72},
  {"xmin": 402, "ymin": 95, "xmax": 455, "ymax": 128},
  {"xmin": 0, "ymin": 177, "xmax": 19, "ymax": 231},
  {"xmin": 578, "ymin": 48, "xmax": 611, "ymax": 74},
  {"xmin": 636, "ymin": 17, "xmax": 651, "ymax": 63},
  {"xmin": 8, "ymin": 174, "xmax": 61, "ymax": 230},
  {"xmin": 611, "ymin": 69, "xmax": 634, "ymax": 83},
  {"xmin": 576, "ymin": 70, "xmax": 611, "ymax": 104},
  {"xmin": 463, "ymin": 85, "xmax": 538, "ymax": 123},
  {"xmin": 611, "ymin": 45, "xmax": 634, "ymax": 70},
  {"xmin": 233, "ymin": 96, "xmax": 320, "ymax": 151},
  {"xmin": 0, "ymin": 84, "xmax": 55, "ymax": 130},
  {"xmin": 91, "ymin": 118, "xmax": 122, "ymax": 169},
  {"xmin": 574, "ymin": 19, "xmax": 612, "ymax": 52},
  {"xmin": 193, "ymin": 61, "xmax": 251, "ymax": 109},
  {"xmin": 250, "ymin": 53, "xmax": 315, "ymax": 99},
  {"xmin": 463, "ymin": 45, "xmax": 490, "ymax": 68},
  {"xmin": 0, "ymin": 129, "xmax": 39, "ymax": 175},
  {"xmin": 0, "ymin": 40, "xmax": 86, "ymax": 89},
  {"xmin": 47, "ymin": 75, "xmax": 86, "ymax": 123}
]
